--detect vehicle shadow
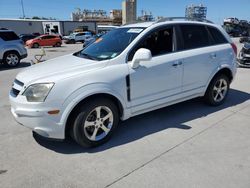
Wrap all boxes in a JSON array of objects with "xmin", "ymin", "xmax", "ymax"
[
  {"xmin": 0, "ymin": 62, "xmax": 31, "ymax": 71},
  {"xmin": 34, "ymin": 89, "xmax": 250, "ymax": 154}
]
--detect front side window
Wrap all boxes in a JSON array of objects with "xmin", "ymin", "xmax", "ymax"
[
  {"xmin": 76, "ymin": 27, "xmax": 144, "ymax": 61},
  {"xmin": 179, "ymin": 25, "xmax": 210, "ymax": 50},
  {"xmin": 128, "ymin": 27, "xmax": 173, "ymax": 61}
]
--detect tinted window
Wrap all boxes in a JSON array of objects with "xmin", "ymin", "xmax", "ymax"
[
  {"xmin": 179, "ymin": 25, "xmax": 210, "ymax": 50},
  {"xmin": 0, "ymin": 31, "xmax": 19, "ymax": 41},
  {"xmin": 42, "ymin": 35, "xmax": 55, "ymax": 39},
  {"xmin": 207, "ymin": 26, "xmax": 228, "ymax": 45},
  {"xmin": 77, "ymin": 28, "xmax": 143, "ymax": 61},
  {"xmin": 129, "ymin": 27, "xmax": 173, "ymax": 60}
]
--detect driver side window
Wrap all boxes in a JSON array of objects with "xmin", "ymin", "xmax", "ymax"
[{"xmin": 128, "ymin": 27, "xmax": 174, "ymax": 61}]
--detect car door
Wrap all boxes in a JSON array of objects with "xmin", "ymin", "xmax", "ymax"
[
  {"xmin": 39, "ymin": 36, "xmax": 48, "ymax": 46},
  {"xmin": 176, "ymin": 24, "xmax": 220, "ymax": 96},
  {"xmin": 47, "ymin": 36, "xmax": 56, "ymax": 46},
  {"xmin": 128, "ymin": 26, "xmax": 183, "ymax": 113}
]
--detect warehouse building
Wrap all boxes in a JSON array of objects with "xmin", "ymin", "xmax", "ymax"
[{"xmin": 0, "ymin": 18, "xmax": 97, "ymax": 35}]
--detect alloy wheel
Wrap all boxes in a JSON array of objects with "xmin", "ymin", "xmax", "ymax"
[
  {"xmin": 6, "ymin": 54, "xmax": 19, "ymax": 66},
  {"xmin": 212, "ymin": 78, "xmax": 228, "ymax": 102},
  {"xmin": 83, "ymin": 106, "xmax": 114, "ymax": 141}
]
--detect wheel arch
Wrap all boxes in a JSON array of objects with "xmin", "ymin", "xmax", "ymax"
[
  {"xmin": 3, "ymin": 50, "xmax": 20, "ymax": 57},
  {"xmin": 64, "ymin": 92, "xmax": 125, "ymax": 138},
  {"xmin": 205, "ymin": 66, "xmax": 234, "ymax": 94}
]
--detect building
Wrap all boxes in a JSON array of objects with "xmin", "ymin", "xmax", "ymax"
[
  {"xmin": 138, "ymin": 10, "xmax": 154, "ymax": 22},
  {"xmin": 185, "ymin": 4, "xmax": 207, "ymax": 20},
  {"xmin": 0, "ymin": 18, "xmax": 97, "ymax": 35},
  {"xmin": 71, "ymin": 9, "xmax": 122, "ymax": 26},
  {"xmin": 122, "ymin": 0, "xmax": 137, "ymax": 25}
]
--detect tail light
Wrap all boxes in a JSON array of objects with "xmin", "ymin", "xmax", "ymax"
[{"xmin": 231, "ymin": 43, "xmax": 237, "ymax": 55}]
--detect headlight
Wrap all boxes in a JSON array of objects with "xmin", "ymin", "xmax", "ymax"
[{"xmin": 22, "ymin": 83, "xmax": 54, "ymax": 102}]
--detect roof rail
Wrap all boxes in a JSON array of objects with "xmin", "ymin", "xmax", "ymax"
[{"xmin": 156, "ymin": 17, "xmax": 213, "ymax": 24}]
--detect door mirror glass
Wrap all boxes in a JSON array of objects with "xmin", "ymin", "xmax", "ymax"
[{"xmin": 131, "ymin": 48, "xmax": 152, "ymax": 69}]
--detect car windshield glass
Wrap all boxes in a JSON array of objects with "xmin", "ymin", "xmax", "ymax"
[{"xmin": 76, "ymin": 27, "xmax": 144, "ymax": 61}]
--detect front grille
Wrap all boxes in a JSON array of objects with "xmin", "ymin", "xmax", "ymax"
[
  {"xmin": 11, "ymin": 88, "xmax": 20, "ymax": 97},
  {"xmin": 242, "ymin": 48, "xmax": 250, "ymax": 54},
  {"xmin": 11, "ymin": 79, "xmax": 24, "ymax": 97},
  {"xmin": 14, "ymin": 79, "xmax": 24, "ymax": 87}
]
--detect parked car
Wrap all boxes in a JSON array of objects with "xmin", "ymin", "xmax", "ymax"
[
  {"xmin": 64, "ymin": 32, "xmax": 92, "ymax": 44},
  {"xmin": 10, "ymin": 18, "xmax": 237, "ymax": 147},
  {"xmin": 32, "ymin": 32, "xmax": 40, "ymax": 36},
  {"xmin": 0, "ymin": 29, "xmax": 27, "ymax": 67},
  {"xmin": 82, "ymin": 34, "xmax": 103, "ymax": 48},
  {"xmin": 239, "ymin": 37, "xmax": 250, "ymax": 43},
  {"xmin": 239, "ymin": 20, "xmax": 249, "ymax": 27},
  {"xmin": 19, "ymin": 34, "xmax": 36, "ymax": 43},
  {"xmin": 26, "ymin": 35, "xmax": 62, "ymax": 48},
  {"xmin": 224, "ymin": 17, "xmax": 239, "ymax": 25},
  {"xmin": 238, "ymin": 43, "xmax": 250, "ymax": 67}
]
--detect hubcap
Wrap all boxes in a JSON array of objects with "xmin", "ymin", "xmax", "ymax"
[
  {"xmin": 212, "ymin": 78, "xmax": 228, "ymax": 102},
  {"xmin": 83, "ymin": 106, "xmax": 113, "ymax": 141},
  {"xmin": 6, "ymin": 54, "xmax": 19, "ymax": 66}
]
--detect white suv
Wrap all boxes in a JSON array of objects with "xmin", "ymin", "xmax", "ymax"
[
  {"xmin": 10, "ymin": 18, "xmax": 237, "ymax": 147},
  {"xmin": 64, "ymin": 32, "xmax": 92, "ymax": 44}
]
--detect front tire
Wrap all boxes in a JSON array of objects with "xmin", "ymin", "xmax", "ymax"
[
  {"xmin": 33, "ymin": 43, "xmax": 39, "ymax": 48},
  {"xmin": 3, "ymin": 51, "xmax": 20, "ymax": 67},
  {"xmin": 204, "ymin": 74, "xmax": 230, "ymax": 106},
  {"xmin": 72, "ymin": 98, "xmax": 119, "ymax": 147}
]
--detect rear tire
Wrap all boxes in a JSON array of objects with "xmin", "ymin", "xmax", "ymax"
[
  {"xmin": 55, "ymin": 42, "xmax": 61, "ymax": 47},
  {"xmin": 72, "ymin": 98, "xmax": 119, "ymax": 147},
  {"xmin": 204, "ymin": 74, "xmax": 230, "ymax": 106},
  {"xmin": 3, "ymin": 51, "xmax": 20, "ymax": 67}
]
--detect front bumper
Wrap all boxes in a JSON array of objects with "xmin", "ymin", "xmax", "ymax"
[
  {"xmin": 237, "ymin": 57, "xmax": 250, "ymax": 67},
  {"xmin": 21, "ymin": 53, "xmax": 28, "ymax": 59},
  {"xmin": 9, "ymin": 92, "xmax": 65, "ymax": 140}
]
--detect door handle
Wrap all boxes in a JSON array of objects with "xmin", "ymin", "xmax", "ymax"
[
  {"xmin": 210, "ymin": 53, "xmax": 217, "ymax": 59},
  {"xmin": 172, "ymin": 61, "xmax": 182, "ymax": 67}
]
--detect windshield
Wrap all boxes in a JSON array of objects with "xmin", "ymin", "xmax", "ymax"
[{"xmin": 76, "ymin": 27, "xmax": 144, "ymax": 61}]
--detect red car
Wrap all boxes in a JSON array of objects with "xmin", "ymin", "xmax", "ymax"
[{"xmin": 26, "ymin": 35, "xmax": 62, "ymax": 48}]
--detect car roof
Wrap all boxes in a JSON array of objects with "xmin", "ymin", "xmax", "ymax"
[{"xmin": 121, "ymin": 20, "xmax": 217, "ymax": 29}]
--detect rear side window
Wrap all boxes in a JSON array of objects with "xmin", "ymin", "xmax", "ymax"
[
  {"xmin": 0, "ymin": 31, "xmax": 19, "ymax": 41},
  {"xmin": 179, "ymin": 25, "xmax": 210, "ymax": 50},
  {"xmin": 207, "ymin": 26, "xmax": 228, "ymax": 45}
]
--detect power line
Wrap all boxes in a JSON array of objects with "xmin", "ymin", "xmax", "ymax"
[{"xmin": 20, "ymin": 0, "xmax": 25, "ymax": 18}]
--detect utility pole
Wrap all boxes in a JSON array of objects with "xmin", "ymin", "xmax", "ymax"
[{"xmin": 20, "ymin": 0, "xmax": 25, "ymax": 18}]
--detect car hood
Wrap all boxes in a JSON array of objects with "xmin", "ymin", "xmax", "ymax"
[{"xmin": 16, "ymin": 54, "xmax": 106, "ymax": 85}]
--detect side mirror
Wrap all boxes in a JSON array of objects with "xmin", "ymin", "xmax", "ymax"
[{"xmin": 131, "ymin": 48, "xmax": 152, "ymax": 69}]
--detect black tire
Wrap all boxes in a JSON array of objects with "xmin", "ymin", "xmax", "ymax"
[
  {"xmin": 72, "ymin": 98, "xmax": 119, "ymax": 147},
  {"xmin": 55, "ymin": 42, "xmax": 61, "ymax": 47},
  {"xmin": 3, "ymin": 51, "xmax": 20, "ymax": 67},
  {"xmin": 70, "ymin": 39, "xmax": 75, "ymax": 44},
  {"xmin": 33, "ymin": 43, "xmax": 39, "ymax": 48},
  {"xmin": 204, "ymin": 74, "xmax": 230, "ymax": 106}
]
